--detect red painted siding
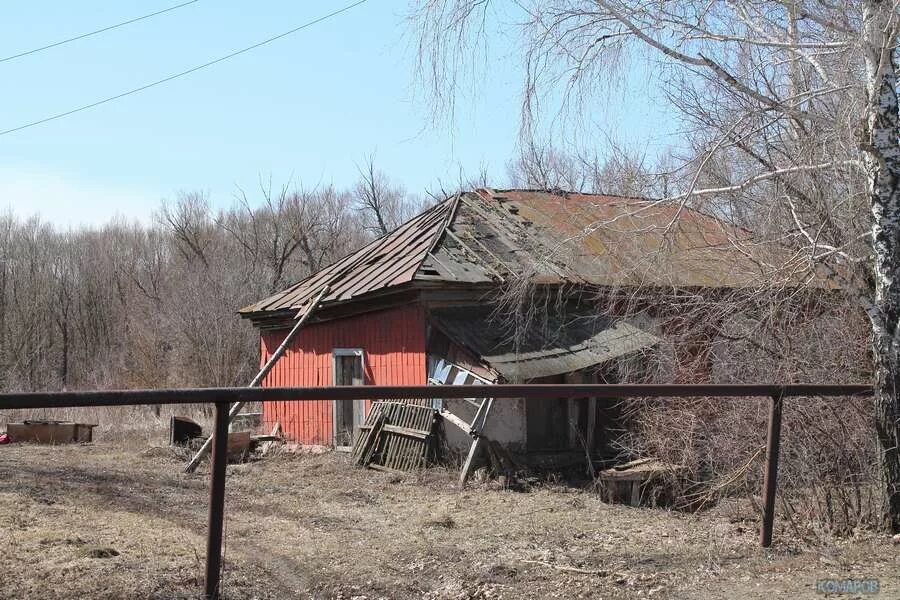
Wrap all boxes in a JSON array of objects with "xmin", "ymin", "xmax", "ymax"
[{"xmin": 259, "ymin": 304, "xmax": 427, "ymax": 444}]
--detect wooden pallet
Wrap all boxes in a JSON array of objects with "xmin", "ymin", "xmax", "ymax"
[{"xmin": 352, "ymin": 401, "xmax": 437, "ymax": 472}]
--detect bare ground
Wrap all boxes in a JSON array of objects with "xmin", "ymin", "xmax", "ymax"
[{"xmin": 0, "ymin": 440, "xmax": 897, "ymax": 599}]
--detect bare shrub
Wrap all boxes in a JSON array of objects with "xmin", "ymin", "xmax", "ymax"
[{"xmin": 616, "ymin": 295, "xmax": 879, "ymax": 532}]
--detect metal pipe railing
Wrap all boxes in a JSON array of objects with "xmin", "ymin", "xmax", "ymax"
[
  {"xmin": 0, "ymin": 383, "xmax": 872, "ymax": 599},
  {"xmin": 0, "ymin": 383, "xmax": 871, "ymax": 409}
]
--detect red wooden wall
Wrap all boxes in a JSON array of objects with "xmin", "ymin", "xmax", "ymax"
[{"xmin": 259, "ymin": 304, "xmax": 427, "ymax": 444}]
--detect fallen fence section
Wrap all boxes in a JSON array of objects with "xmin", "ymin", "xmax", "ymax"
[
  {"xmin": 0, "ymin": 383, "xmax": 871, "ymax": 599},
  {"xmin": 352, "ymin": 401, "xmax": 437, "ymax": 472}
]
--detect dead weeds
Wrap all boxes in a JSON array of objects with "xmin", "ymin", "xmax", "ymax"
[{"xmin": 0, "ymin": 441, "xmax": 897, "ymax": 599}]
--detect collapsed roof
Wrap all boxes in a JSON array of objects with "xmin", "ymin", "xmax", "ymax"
[
  {"xmin": 240, "ymin": 188, "xmax": 788, "ymax": 323},
  {"xmin": 429, "ymin": 305, "xmax": 660, "ymax": 381}
]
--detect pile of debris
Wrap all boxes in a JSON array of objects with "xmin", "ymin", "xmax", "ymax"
[
  {"xmin": 597, "ymin": 457, "xmax": 687, "ymax": 507},
  {"xmin": 170, "ymin": 415, "xmax": 283, "ymax": 463}
]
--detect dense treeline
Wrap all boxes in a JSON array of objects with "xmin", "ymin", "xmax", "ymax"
[{"xmin": 0, "ymin": 169, "xmax": 424, "ymax": 393}]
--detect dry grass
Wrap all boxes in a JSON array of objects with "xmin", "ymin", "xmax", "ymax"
[{"xmin": 0, "ymin": 439, "xmax": 897, "ymax": 599}]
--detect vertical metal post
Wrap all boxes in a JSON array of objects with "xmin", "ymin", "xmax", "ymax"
[
  {"xmin": 205, "ymin": 401, "xmax": 229, "ymax": 599},
  {"xmin": 760, "ymin": 393, "xmax": 784, "ymax": 548}
]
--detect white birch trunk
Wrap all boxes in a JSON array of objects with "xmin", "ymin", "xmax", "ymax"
[{"xmin": 863, "ymin": 0, "xmax": 900, "ymax": 532}]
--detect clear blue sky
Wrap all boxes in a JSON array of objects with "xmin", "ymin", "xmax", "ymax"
[{"xmin": 0, "ymin": 1, "xmax": 674, "ymax": 226}]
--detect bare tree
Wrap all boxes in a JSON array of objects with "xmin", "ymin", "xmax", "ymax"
[
  {"xmin": 354, "ymin": 155, "xmax": 427, "ymax": 235},
  {"xmin": 424, "ymin": 163, "xmax": 493, "ymax": 202},
  {"xmin": 507, "ymin": 138, "xmax": 671, "ymax": 197},
  {"xmin": 412, "ymin": 0, "xmax": 900, "ymax": 530},
  {"xmin": 0, "ymin": 177, "xmax": 376, "ymax": 397},
  {"xmin": 159, "ymin": 191, "xmax": 215, "ymax": 267}
]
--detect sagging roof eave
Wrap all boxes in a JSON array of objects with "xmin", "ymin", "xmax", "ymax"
[
  {"xmin": 240, "ymin": 279, "xmax": 520, "ymax": 332},
  {"xmin": 239, "ymin": 282, "xmax": 430, "ymax": 331},
  {"xmin": 426, "ymin": 313, "xmax": 503, "ymax": 382},
  {"xmin": 240, "ymin": 278, "xmax": 841, "ymax": 330},
  {"xmin": 428, "ymin": 304, "xmax": 662, "ymax": 381}
]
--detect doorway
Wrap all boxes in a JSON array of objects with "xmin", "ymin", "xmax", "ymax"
[
  {"xmin": 333, "ymin": 348, "xmax": 365, "ymax": 449},
  {"xmin": 526, "ymin": 374, "xmax": 570, "ymax": 451}
]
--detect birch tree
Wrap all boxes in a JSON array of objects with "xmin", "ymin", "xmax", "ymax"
[{"xmin": 413, "ymin": 0, "xmax": 900, "ymax": 530}]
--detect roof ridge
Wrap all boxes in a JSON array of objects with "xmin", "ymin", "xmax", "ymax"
[
  {"xmin": 488, "ymin": 187, "xmax": 659, "ymax": 202},
  {"xmin": 412, "ymin": 192, "xmax": 462, "ymax": 276}
]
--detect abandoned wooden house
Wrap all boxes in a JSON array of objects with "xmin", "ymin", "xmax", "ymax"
[{"xmin": 239, "ymin": 188, "xmax": 770, "ymax": 463}]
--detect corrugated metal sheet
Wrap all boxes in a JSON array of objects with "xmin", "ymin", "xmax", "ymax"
[
  {"xmin": 260, "ymin": 304, "xmax": 427, "ymax": 444},
  {"xmin": 430, "ymin": 305, "xmax": 660, "ymax": 381},
  {"xmin": 241, "ymin": 196, "xmax": 456, "ymax": 316}
]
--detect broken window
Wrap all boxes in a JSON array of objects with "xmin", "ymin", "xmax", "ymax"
[{"xmin": 427, "ymin": 355, "xmax": 491, "ymax": 418}]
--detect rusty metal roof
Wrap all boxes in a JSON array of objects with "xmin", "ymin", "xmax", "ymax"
[
  {"xmin": 240, "ymin": 195, "xmax": 456, "ymax": 316},
  {"xmin": 241, "ymin": 188, "xmax": 794, "ymax": 320},
  {"xmin": 430, "ymin": 305, "xmax": 660, "ymax": 381},
  {"xmin": 418, "ymin": 189, "xmax": 780, "ymax": 288}
]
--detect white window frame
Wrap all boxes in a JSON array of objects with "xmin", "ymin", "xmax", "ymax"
[{"xmin": 332, "ymin": 348, "xmax": 366, "ymax": 370}]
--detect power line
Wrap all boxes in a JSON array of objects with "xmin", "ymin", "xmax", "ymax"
[
  {"xmin": 0, "ymin": 0, "xmax": 203, "ymax": 64},
  {"xmin": 0, "ymin": 0, "xmax": 368, "ymax": 137}
]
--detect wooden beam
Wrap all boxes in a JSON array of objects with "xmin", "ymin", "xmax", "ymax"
[
  {"xmin": 760, "ymin": 394, "xmax": 784, "ymax": 547},
  {"xmin": 439, "ymin": 409, "xmax": 471, "ymax": 433},
  {"xmin": 458, "ymin": 398, "xmax": 495, "ymax": 488},
  {"xmin": 381, "ymin": 424, "xmax": 430, "ymax": 440},
  {"xmin": 458, "ymin": 436, "xmax": 484, "ymax": 488},
  {"xmin": 185, "ymin": 285, "xmax": 330, "ymax": 473}
]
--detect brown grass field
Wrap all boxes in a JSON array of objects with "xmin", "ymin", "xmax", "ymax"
[{"xmin": 0, "ymin": 436, "xmax": 897, "ymax": 599}]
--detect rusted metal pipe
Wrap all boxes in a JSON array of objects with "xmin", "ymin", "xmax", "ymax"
[
  {"xmin": 205, "ymin": 401, "xmax": 229, "ymax": 599},
  {"xmin": 760, "ymin": 393, "xmax": 784, "ymax": 548},
  {"xmin": 0, "ymin": 383, "xmax": 871, "ymax": 410}
]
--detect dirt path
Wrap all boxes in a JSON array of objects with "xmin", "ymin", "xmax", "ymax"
[{"xmin": 0, "ymin": 441, "xmax": 896, "ymax": 599}]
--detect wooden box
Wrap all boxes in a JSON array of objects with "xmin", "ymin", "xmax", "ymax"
[{"xmin": 7, "ymin": 421, "xmax": 97, "ymax": 444}]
